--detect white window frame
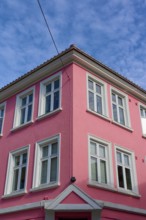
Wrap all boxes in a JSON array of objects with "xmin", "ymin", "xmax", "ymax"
[
  {"xmin": 111, "ymin": 87, "xmax": 131, "ymax": 128},
  {"xmin": 87, "ymin": 73, "xmax": 108, "ymax": 118},
  {"xmin": 88, "ymin": 135, "xmax": 113, "ymax": 189},
  {"xmin": 0, "ymin": 102, "xmax": 6, "ymax": 136},
  {"xmin": 38, "ymin": 72, "xmax": 62, "ymax": 118},
  {"xmin": 115, "ymin": 145, "xmax": 138, "ymax": 194},
  {"xmin": 13, "ymin": 87, "xmax": 35, "ymax": 129},
  {"xmin": 32, "ymin": 134, "xmax": 60, "ymax": 191},
  {"xmin": 4, "ymin": 145, "xmax": 29, "ymax": 197},
  {"xmin": 139, "ymin": 103, "xmax": 146, "ymax": 136}
]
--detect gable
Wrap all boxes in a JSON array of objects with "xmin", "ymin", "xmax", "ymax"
[{"xmin": 45, "ymin": 184, "xmax": 102, "ymax": 211}]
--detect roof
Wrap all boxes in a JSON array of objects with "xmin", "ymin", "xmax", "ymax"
[{"xmin": 0, "ymin": 44, "xmax": 146, "ymax": 95}]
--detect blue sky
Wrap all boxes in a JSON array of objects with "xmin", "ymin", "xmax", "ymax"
[{"xmin": 1, "ymin": 0, "xmax": 146, "ymax": 89}]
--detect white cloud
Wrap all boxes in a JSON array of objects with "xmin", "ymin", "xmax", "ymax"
[{"xmin": 0, "ymin": 0, "xmax": 146, "ymax": 90}]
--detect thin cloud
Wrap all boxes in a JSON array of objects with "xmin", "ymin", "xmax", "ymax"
[{"xmin": 0, "ymin": 0, "xmax": 146, "ymax": 90}]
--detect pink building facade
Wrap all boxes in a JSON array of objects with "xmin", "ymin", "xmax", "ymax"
[{"xmin": 0, "ymin": 45, "xmax": 146, "ymax": 220}]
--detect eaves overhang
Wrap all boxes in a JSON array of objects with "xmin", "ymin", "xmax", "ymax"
[{"xmin": 1, "ymin": 45, "xmax": 146, "ymax": 103}]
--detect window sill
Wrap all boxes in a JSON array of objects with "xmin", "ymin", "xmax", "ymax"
[
  {"xmin": 2, "ymin": 190, "xmax": 27, "ymax": 199},
  {"xmin": 88, "ymin": 181, "xmax": 115, "ymax": 192},
  {"xmin": 88, "ymin": 181, "xmax": 140, "ymax": 198},
  {"xmin": 86, "ymin": 109, "xmax": 111, "ymax": 122},
  {"xmin": 116, "ymin": 188, "xmax": 141, "ymax": 198},
  {"xmin": 30, "ymin": 182, "xmax": 60, "ymax": 192},
  {"xmin": 11, "ymin": 121, "xmax": 33, "ymax": 132},
  {"xmin": 37, "ymin": 108, "xmax": 62, "ymax": 121},
  {"xmin": 111, "ymin": 121, "xmax": 133, "ymax": 132}
]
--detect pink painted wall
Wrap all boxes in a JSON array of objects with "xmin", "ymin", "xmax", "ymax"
[
  {"xmin": 0, "ymin": 64, "xmax": 74, "ymax": 209},
  {"xmin": 0, "ymin": 62, "xmax": 146, "ymax": 219},
  {"xmin": 101, "ymin": 208, "xmax": 146, "ymax": 220},
  {"xmin": 71, "ymin": 63, "xmax": 146, "ymax": 210},
  {"xmin": 0, "ymin": 208, "xmax": 45, "ymax": 220}
]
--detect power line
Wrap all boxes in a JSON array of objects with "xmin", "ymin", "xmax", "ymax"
[
  {"xmin": 37, "ymin": 0, "xmax": 59, "ymax": 55},
  {"xmin": 36, "ymin": 0, "xmax": 69, "ymax": 78}
]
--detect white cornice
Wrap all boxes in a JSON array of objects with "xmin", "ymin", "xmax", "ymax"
[
  {"xmin": 72, "ymin": 50, "xmax": 146, "ymax": 102},
  {"xmin": 1, "ymin": 48, "xmax": 146, "ymax": 103}
]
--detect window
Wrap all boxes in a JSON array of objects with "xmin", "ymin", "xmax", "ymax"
[
  {"xmin": 38, "ymin": 72, "xmax": 61, "ymax": 117},
  {"xmin": 32, "ymin": 134, "xmax": 60, "ymax": 190},
  {"xmin": 13, "ymin": 87, "xmax": 34, "ymax": 128},
  {"xmin": 140, "ymin": 105, "xmax": 146, "ymax": 135},
  {"xmin": 0, "ymin": 102, "xmax": 6, "ymax": 135},
  {"xmin": 88, "ymin": 75, "xmax": 108, "ymax": 117},
  {"xmin": 111, "ymin": 89, "xmax": 130, "ymax": 127},
  {"xmin": 115, "ymin": 147, "xmax": 138, "ymax": 193},
  {"xmin": 4, "ymin": 146, "xmax": 29, "ymax": 196},
  {"xmin": 89, "ymin": 136, "xmax": 113, "ymax": 187}
]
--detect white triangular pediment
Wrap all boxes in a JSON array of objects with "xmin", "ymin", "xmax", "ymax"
[{"xmin": 45, "ymin": 184, "xmax": 102, "ymax": 211}]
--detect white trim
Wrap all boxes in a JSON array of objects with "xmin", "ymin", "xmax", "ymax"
[
  {"xmin": 115, "ymin": 145, "xmax": 139, "ymax": 195},
  {"xmin": 110, "ymin": 86, "xmax": 131, "ymax": 128},
  {"xmin": 1, "ymin": 197, "xmax": 146, "ymax": 216},
  {"xmin": 13, "ymin": 86, "xmax": 35, "ymax": 129},
  {"xmin": 88, "ymin": 135, "xmax": 114, "ymax": 189},
  {"xmin": 139, "ymin": 102, "xmax": 146, "ymax": 136},
  {"xmin": 0, "ymin": 201, "xmax": 45, "ymax": 214},
  {"xmin": 45, "ymin": 184, "xmax": 102, "ymax": 210},
  {"xmin": 38, "ymin": 72, "xmax": 62, "ymax": 117},
  {"xmin": 86, "ymin": 73, "xmax": 109, "ymax": 118},
  {"xmin": 96, "ymin": 199, "xmax": 146, "ymax": 215},
  {"xmin": 32, "ymin": 134, "xmax": 61, "ymax": 190},
  {"xmin": 0, "ymin": 101, "xmax": 6, "ymax": 136},
  {"xmin": 4, "ymin": 145, "xmax": 30, "ymax": 196},
  {"xmin": 37, "ymin": 108, "xmax": 62, "ymax": 121},
  {"xmin": 11, "ymin": 121, "xmax": 34, "ymax": 132}
]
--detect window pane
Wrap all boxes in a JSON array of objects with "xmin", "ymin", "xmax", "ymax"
[
  {"xmin": 125, "ymin": 168, "xmax": 132, "ymax": 190},
  {"xmin": 90, "ymin": 142, "xmax": 96, "ymax": 155},
  {"xmin": 124, "ymin": 154, "xmax": 129, "ymax": 166},
  {"xmin": 50, "ymin": 157, "xmax": 57, "ymax": 182},
  {"xmin": 22, "ymin": 153, "xmax": 27, "ymax": 164},
  {"xmin": 118, "ymin": 165, "xmax": 124, "ymax": 188},
  {"xmin": 112, "ymin": 93, "xmax": 116, "ymax": 102},
  {"xmin": 96, "ymin": 84, "xmax": 101, "ymax": 94},
  {"xmin": 46, "ymin": 83, "xmax": 51, "ymax": 93},
  {"xmin": 113, "ymin": 104, "xmax": 118, "ymax": 122},
  {"xmin": 89, "ymin": 91, "xmax": 94, "ymax": 111},
  {"xmin": 99, "ymin": 145, "xmax": 105, "ymax": 158},
  {"xmin": 119, "ymin": 107, "xmax": 125, "ymax": 125},
  {"xmin": 0, "ymin": 118, "xmax": 3, "ymax": 133},
  {"xmin": 20, "ymin": 108, "xmax": 26, "ymax": 124},
  {"xmin": 0, "ymin": 109, "xmax": 4, "ymax": 117},
  {"xmin": 41, "ymin": 160, "xmax": 48, "ymax": 184},
  {"xmin": 100, "ymin": 160, "xmax": 107, "ymax": 183},
  {"xmin": 15, "ymin": 155, "xmax": 20, "ymax": 166},
  {"xmin": 91, "ymin": 157, "xmax": 98, "ymax": 181},
  {"xmin": 13, "ymin": 169, "xmax": 19, "ymax": 191},
  {"xmin": 53, "ymin": 91, "xmax": 59, "ymax": 110},
  {"xmin": 22, "ymin": 97, "xmax": 27, "ymax": 106},
  {"xmin": 96, "ymin": 95, "xmax": 102, "ymax": 114},
  {"xmin": 117, "ymin": 152, "xmax": 122, "ymax": 163},
  {"xmin": 54, "ymin": 79, "xmax": 60, "ymax": 89},
  {"xmin": 52, "ymin": 143, "xmax": 58, "ymax": 155},
  {"xmin": 27, "ymin": 104, "xmax": 32, "ymax": 122},
  {"xmin": 118, "ymin": 96, "xmax": 123, "ymax": 106},
  {"xmin": 42, "ymin": 146, "xmax": 49, "ymax": 157},
  {"xmin": 29, "ymin": 94, "xmax": 33, "ymax": 103},
  {"xmin": 140, "ymin": 108, "xmax": 144, "ymax": 117},
  {"xmin": 45, "ymin": 95, "xmax": 51, "ymax": 113},
  {"xmin": 88, "ymin": 80, "xmax": 93, "ymax": 90},
  {"xmin": 20, "ymin": 167, "xmax": 26, "ymax": 190}
]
